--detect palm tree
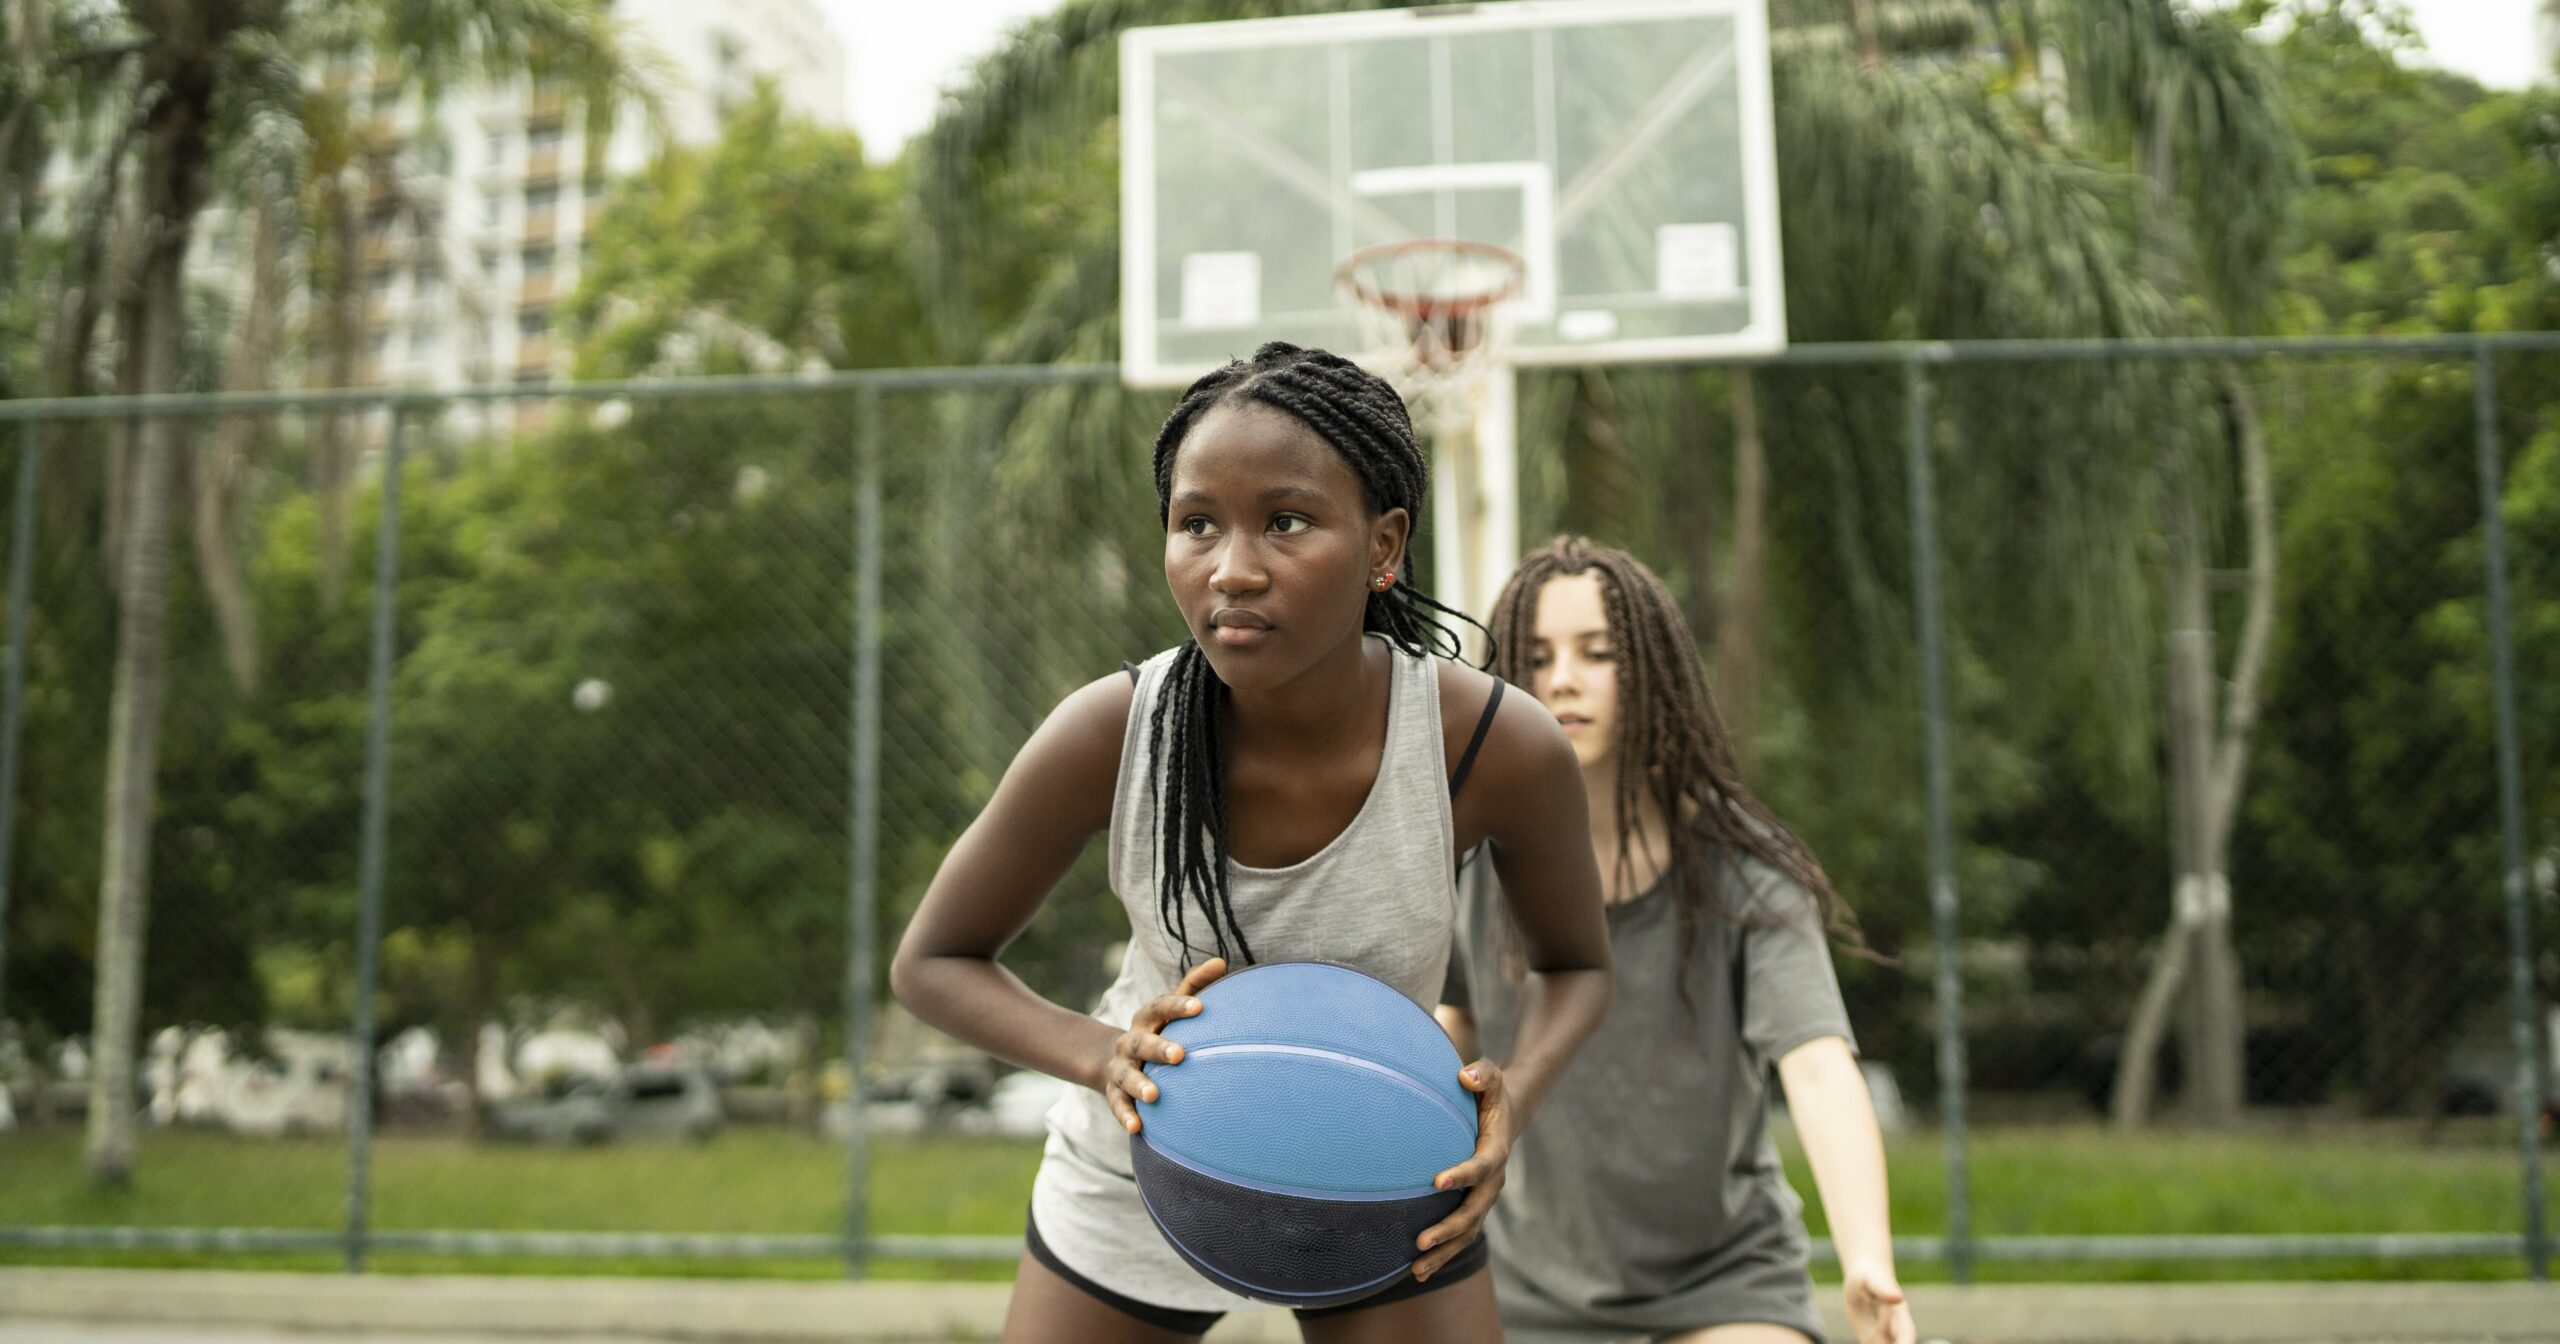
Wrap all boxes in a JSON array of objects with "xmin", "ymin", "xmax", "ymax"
[
  {"xmin": 74, "ymin": 0, "xmax": 643, "ymax": 1185},
  {"xmin": 2038, "ymin": 0, "xmax": 2301, "ymax": 1128}
]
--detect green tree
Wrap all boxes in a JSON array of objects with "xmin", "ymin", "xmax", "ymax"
[
  {"xmin": 567, "ymin": 82, "xmax": 922, "ymax": 377},
  {"xmin": 2226, "ymin": 2, "xmax": 2560, "ymax": 1113},
  {"xmin": 68, "ymin": 0, "xmax": 639, "ymax": 1184}
]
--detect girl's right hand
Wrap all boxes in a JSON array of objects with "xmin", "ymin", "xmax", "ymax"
[{"xmin": 1100, "ymin": 957, "xmax": 1228, "ymax": 1133}]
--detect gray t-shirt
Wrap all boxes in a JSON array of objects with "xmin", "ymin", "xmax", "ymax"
[{"xmin": 1445, "ymin": 832, "xmax": 1853, "ymax": 1344}]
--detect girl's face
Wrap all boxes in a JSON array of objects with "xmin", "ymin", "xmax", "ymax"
[
  {"xmin": 1165, "ymin": 401, "xmax": 1408, "ymax": 691},
  {"xmin": 1527, "ymin": 572, "xmax": 1620, "ymax": 774}
]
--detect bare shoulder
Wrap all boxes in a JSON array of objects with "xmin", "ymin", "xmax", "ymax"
[
  {"xmin": 1436, "ymin": 660, "xmax": 1570, "ymax": 775},
  {"xmin": 992, "ymin": 669, "xmax": 1139, "ymax": 837},
  {"xmin": 1436, "ymin": 660, "xmax": 1579, "ymax": 845}
]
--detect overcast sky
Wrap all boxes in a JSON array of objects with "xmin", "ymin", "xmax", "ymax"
[{"xmin": 820, "ymin": 0, "xmax": 2555, "ymax": 161}]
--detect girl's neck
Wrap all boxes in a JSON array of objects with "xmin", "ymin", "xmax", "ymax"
[
  {"xmin": 1585, "ymin": 758, "xmax": 1675, "ymax": 903},
  {"xmin": 1223, "ymin": 631, "xmax": 1387, "ymax": 756}
]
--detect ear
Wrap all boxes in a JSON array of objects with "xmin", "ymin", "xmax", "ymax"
[{"xmin": 1370, "ymin": 505, "xmax": 1412, "ymax": 579}]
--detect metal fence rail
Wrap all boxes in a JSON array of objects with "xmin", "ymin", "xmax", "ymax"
[{"xmin": 0, "ymin": 334, "xmax": 2549, "ymax": 1282}]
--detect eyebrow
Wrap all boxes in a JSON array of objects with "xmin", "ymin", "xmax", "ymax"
[{"xmin": 1171, "ymin": 484, "xmax": 1334, "ymax": 507}]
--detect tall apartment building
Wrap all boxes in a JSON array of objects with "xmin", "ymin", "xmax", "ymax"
[
  {"xmin": 381, "ymin": 0, "xmax": 839, "ymax": 397},
  {"xmin": 275, "ymin": 0, "xmax": 845, "ymax": 425}
]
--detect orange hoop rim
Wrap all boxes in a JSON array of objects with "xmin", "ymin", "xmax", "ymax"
[{"xmin": 1333, "ymin": 239, "xmax": 1526, "ymax": 320}]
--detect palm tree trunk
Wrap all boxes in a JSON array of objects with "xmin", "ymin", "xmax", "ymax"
[
  {"xmin": 2164, "ymin": 489, "xmax": 2241, "ymax": 1125},
  {"xmin": 1713, "ymin": 368, "xmax": 1767, "ymax": 759},
  {"xmin": 195, "ymin": 199, "xmax": 281, "ymax": 696},
  {"xmin": 2115, "ymin": 363, "xmax": 2272, "ymax": 1130},
  {"xmin": 102, "ymin": 265, "xmax": 145, "ymax": 593},
  {"xmin": 2114, "ymin": 470, "xmax": 2221, "ymax": 1129},
  {"xmin": 2195, "ymin": 363, "xmax": 2279, "ymax": 1117},
  {"xmin": 314, "ymin": 173, "xmax": 361, "ymax": 608},
  {"xmin": 87, "ymin": 89, "xmax": 209, "ymax": 1182}
]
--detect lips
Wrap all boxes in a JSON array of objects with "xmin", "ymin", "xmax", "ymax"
[{"xmin": 1205, "ymin": 607, "xmax": 1274, "ymax": 649}]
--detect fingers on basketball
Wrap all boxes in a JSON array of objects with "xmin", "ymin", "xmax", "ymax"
[
  {"xmin": 1176, "ymin": 957, "xmax": 1227, "ymax": 995},
  {"xmin": 1412, "ymin": 1227, "xmax": 1474, "ymax": 1280}
]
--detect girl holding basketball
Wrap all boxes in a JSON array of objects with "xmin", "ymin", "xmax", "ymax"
[
  {"xmin": 892, "ymin": 342, "xmax": 1614, "ymax": 1343},
  {"xmin": 1438, "ymin": 537, "xmax": 1915, "ymax": 1344}
]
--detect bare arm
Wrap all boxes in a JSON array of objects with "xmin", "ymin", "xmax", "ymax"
[
  {"xmin": 1433, "ymin": 1005, "xmax": 1477, "ymax": 1062},
  {"xmin": 888, "ymin": 673, "xmax": 1135, "ymax": 1093},
  {"xmin": 1778, "ymin": 1035, "xmax": 1915, "ymax": 1344},
  {"xmin": 1413, "ymin": 679, "xmax": 1614, "ymax": 1278},
  {"xmin": 1468, "ymin": 686, "xmax": 1614, "ymax": 1131}
]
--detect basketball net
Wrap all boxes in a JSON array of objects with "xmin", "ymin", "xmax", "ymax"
[
  {"xmin": 1337, "ymin": 240, "xmax": 1525, "ymax": 659},
  {"xmin": 1335, "ymin": 239, "xmax": 1525, "ymax": 439}
]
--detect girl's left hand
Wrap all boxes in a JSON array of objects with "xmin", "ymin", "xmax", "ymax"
[
  {"xmin": 1411, "ymin": 1059, "xmax": 1511, "ymax": 1280},
  {"xmin": 1842, "ymin": 1260, "xmax": 1915, "ymax": 1344}
]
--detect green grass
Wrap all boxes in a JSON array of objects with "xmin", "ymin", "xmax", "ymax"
[
  {"xmin": 0, "ymin": 1120, "xmax": 2545, "ymax": 1282},
  {"xmin": 1790, "ymin": 1120, "xmax": 2550, "ymax": 1284}
]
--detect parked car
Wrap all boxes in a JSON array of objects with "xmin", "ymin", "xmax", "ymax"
[
  {"xmin": 485, "ymin": 1072, "xmax": 621, "ymax": 1146},
  {"xmin": 484, "ymin": 1063, "xmax": 722, "ymax": 1145},
  {"xmin": 619, "ymin": 1062, "xmax": 722, "ymax": 1143}
]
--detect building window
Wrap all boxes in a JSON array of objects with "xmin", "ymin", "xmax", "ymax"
[
  {"xmin": 485, "ymin": 131, "xmax": 508, "ymax": 168},
  {"xmin": 368, "ymin": 330, "xmax": 393, "ymax": 356},
  {"xmin": 519, "ymin": 311, "xmax": 551, "ymax": 340},
  {"xmin": 522, "ymin": 245, "xmax": 555, "ymax": 276},
  {"xmin": 530, "ymin": 123, "xmax": 565, "ymax": 153},
  {"xmin": 526, "ymin": 183, "xmax": 559, "ymax": 213}
]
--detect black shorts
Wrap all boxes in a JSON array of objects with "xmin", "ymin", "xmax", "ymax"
[{"xmin": 1023, "ymin": 1206, "xmax": 1490, "ymax": 1335}]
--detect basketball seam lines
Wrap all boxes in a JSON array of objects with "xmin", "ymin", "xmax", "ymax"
[
  {"xmin": 1172, "ymin": 1042, "xmax": 1478, "ymax": 1136},
  {"xmin": 1137, "ymin": 1131, "xmax": 1450, "ymax": 1203}
]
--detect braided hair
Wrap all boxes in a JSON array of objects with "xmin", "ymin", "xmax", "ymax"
[
  {"xmin": 1144, "ymin": 341, "xmax": 1483, "ymax": 966},
  {"xmin": 1486, "ymin": 537, "xmax": 1874, "ymax": 976}
]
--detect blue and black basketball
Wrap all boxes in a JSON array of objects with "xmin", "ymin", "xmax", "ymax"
[{"xmin": 1130, "ymin": 960, "xmax": 1478, "ymax": 1309}]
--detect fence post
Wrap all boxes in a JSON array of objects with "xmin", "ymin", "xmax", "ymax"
[
  {"xmin": 843, "ymin": 386, "xmax": 885, "ymax": 1278},
  {"xmin": 2473, "ymin": 342, "xmax": 2549, "ymax": 1282},
  {"xmin": 1906, "ymin": 352, "xmax": 1972, "ymax": 1282},
  {"xmin": 345, "ymin": 403, "xmax": 408, "ymax": 1274},
  {"xmin": 0, "ymin": 424, "xmax": 41, "ymax": 1023}
]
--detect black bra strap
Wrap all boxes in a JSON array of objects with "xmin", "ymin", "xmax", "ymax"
[
  {"xmin": 1122, "ymin": 660, "xmax": 1140, "ymax": 686},
  {"xmin": 1448, "ymin": 679, "xmax": 1503, "ymax": 800}
]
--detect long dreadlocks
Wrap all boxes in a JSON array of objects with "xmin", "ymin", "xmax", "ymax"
[
  {"xmin": 1486, "ymin": 536, "xmax": 1875, "ymax": 978},
  {"xmin": 1145, "ymin": 341, "xmax": 1482, "ymax": 966}
]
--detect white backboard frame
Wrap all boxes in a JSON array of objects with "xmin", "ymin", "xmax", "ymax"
[{"xmin": 1120, "ymin": 0, "xmax": 1787, "ymax": 388}]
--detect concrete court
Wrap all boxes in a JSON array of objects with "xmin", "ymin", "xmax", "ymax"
[{"xmin": 3, "ymin": 1270, "xmax": 2557, "ymax": 1343}]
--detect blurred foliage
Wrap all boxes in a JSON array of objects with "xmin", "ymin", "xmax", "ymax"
[{"xmin": 0, "ymin": 0, "xmax": 2553, "ymax": 1133}]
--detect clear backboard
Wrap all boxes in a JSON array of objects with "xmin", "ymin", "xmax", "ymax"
[{"xmin": 1120, "ymin": 0, "xmax": 1785, "ymax": 388}]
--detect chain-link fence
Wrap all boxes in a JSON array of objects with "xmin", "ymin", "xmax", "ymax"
[{"xmin": 0, "ymin": 336, "xmax": 2551, "ymax": 1280}]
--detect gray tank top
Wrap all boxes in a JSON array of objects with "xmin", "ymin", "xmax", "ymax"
[{"xmin": 1027, "ymin": 634, "xmax": 1470, "ymax": 1312}]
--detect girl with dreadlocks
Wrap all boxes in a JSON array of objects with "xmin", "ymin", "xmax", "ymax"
[
  {"xmin": 1437, "ymin": 537, "xmax": 1914, "ymax": 1344},
  {"xmin": 892, "ymin": 343, "xmax": 1614, "ymax": 1344}
]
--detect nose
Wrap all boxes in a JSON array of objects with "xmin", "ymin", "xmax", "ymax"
[
  {"xmin": 1208, "ymin": 531, "xmax": 1269, "ymax": 597},
  {"xmin": 1544, "ymin": 650, "xmax": 1585, "ymax": 697}
]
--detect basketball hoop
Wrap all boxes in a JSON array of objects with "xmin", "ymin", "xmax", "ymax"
[{"xmin": 1335, "ymin": 239, "xmax": 1524, "ymax": 433}]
